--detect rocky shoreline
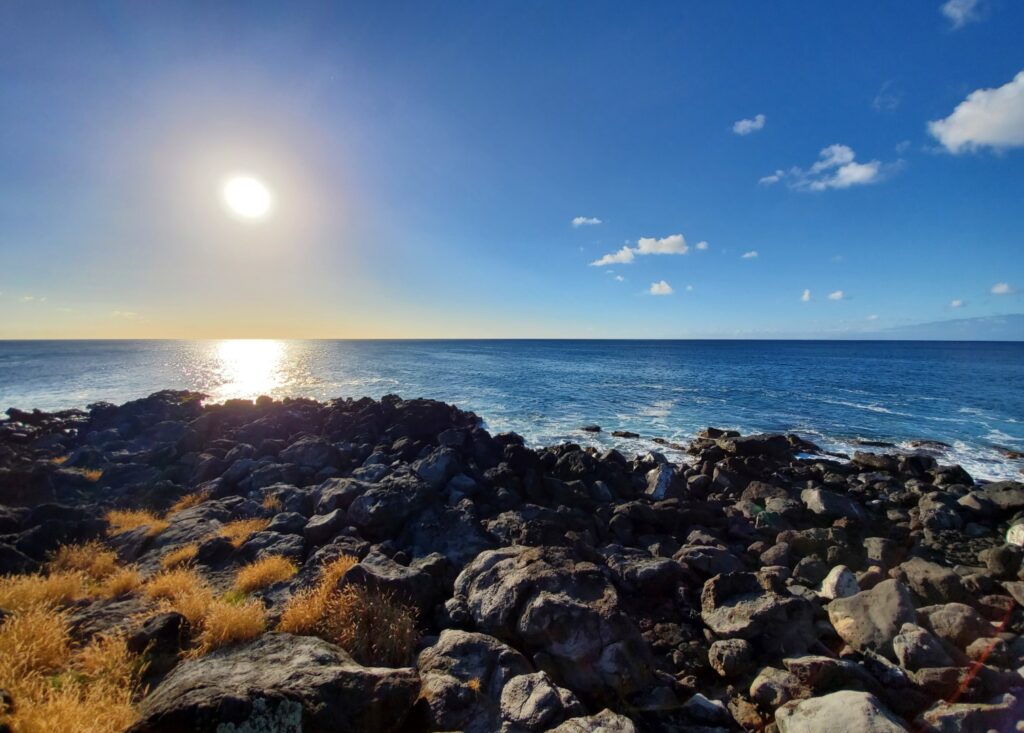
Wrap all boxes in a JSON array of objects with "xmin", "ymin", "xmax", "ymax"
[{"xmin": 1, "ymin": 390, "xmax": 1022, "ymax": 732}]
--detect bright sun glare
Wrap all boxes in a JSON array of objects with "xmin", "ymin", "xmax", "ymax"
[{"xmin": 222, "ymin": 175, "xmax": 272, "ymax": 220}]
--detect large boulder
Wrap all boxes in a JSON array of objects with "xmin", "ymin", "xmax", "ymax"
[
  {"xmin": 700, "ymin": 572, "xmax": 815, "ymax": 655},
  {"xmin": 548, "ymin": 709, "xmax": 638, "ymax": 733},
  {"xmin": 776, "ymin": 690, "xmax": 908, "ymax": 733},
  {"xmin": 346, "ymin": 472, "xmax": 432, "ymax": 539},
  {"xmin": 416, "ymin": 630, "xmax": 533, "ymax": 733},
  {"xmin": 452, "ymin": 545, "xmax": 654, "ymax": 702},
  {"xmin": 129, "ymin": 633, "xmax": 418, "ymax": 733},
  {"xmin": 827, "ymin": 580, "xmax": 916, "ymax": 660}
]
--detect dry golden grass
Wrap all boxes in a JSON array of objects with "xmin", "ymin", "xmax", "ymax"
[
  {"xmin": 161, "ymin": 587, "xmax": 216, "ymax": 629},
  {"xmin": 233, "ymin": 555, "xmax": 298, "ymax": 594},
  {"xmin": 97, "ymin": 567, "xmax": 143, "ymax": 599},
  {"xmin": 0, "ymin": 571, "xmax": 88, "ymax": 613},
  {"xmin": 277, "ymin": 555, "xmax": 358, "ymax": 636},
  {"xmin": 105, "ymin": 509, "xmax": 169, "ymax": 537},
  {"xmin": 81, "ymin": 468, "xmax": 103, "ymax": 482},
  {"xmin": 143, "ymin": 567, "xmax": 207, "ymax": 603},
  {"xmin": 50, "ymin": 455, "xmax": 70, "ymax": 465},
  {"xmin": 466, "ymin": 677, "xmax": 481, "ymax": 693},
  {"xmin": 219, "ymin": 518, "xmax": 270, "ymax": 548},
  {"xmin": 189, "ymin": 599, "xmax": 266, "ymax": 656},
  {"xmin": 160, "ymin": 543, "xmax": 199, "ymax": 570},
  {"xmin": 167, "ymin": 490, "xmax": 210, "ymax": 515},
  {"xmin": 0, "ymin": 610, "xmax": 142, "ymax": 733},
  {"xmin": 276, "ymin": 555, "xmax": 416, "ymax": 666},
  {"xmin": 261, "ymin": 494, "xmax": 284, "ymax": 513},
  {"xmin": 48, "ymin": 540, "xmax": 119, "ymax": 581}
]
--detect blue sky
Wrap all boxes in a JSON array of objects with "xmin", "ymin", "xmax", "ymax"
[{"xmin": 1, "ymin": 1, "xmax": 1022, "ymax": 338}]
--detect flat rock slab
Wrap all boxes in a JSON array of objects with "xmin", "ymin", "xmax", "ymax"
[
  {"xmin": 129, "ymin": 633, "xmax": 419, "ymax": 733},
  {"xmin": 776, "ymin": 690, "xmax": 909, "ymax": 733}
]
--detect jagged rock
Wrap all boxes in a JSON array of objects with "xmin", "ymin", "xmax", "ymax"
[
  {"xmin": 129, "ymin": 633, "xmax": 418, "ymax": 733},
  {"xmin": 279, "ymin": 436, "xmax": 339, "ymax": 468},
  {"xmin": 895, "ymin": 558, "xmax": 968, "ymax": 605},
  {"xmin": 707, "ymin": 638, "xmax": 752, "ymax": 678},
  {"xmin": 416, "ymin": 630, "xmax": 533, "ymax": 733},
  {"xmin": 700, "ymin": 572, "xmax": 815, "ymax": 655},
  {"xmin": 303, "ymin": 509, "xmax": 347, "ymax": 546},
  {"xmin": 749, "ymin": 667, "xmax": 807, "ymax": 708},
  {"xmin": 801, "ymin": 488, "xmax": 864, "ymax": 520},
  {"xmin": 827, "ymin": 580, "xmax": 917, "ymax": 659},
  {"xmin": 716, "ymin": 434, "xmax": 791, "ymax": 459},
  {"xmin": 342, "ymin": 551, "xmax": 434, "ymax": 612},
  {"xmin": 776, "ymin": 690, "xmax": 909, "ymax": 733},
  {"xmin": 916, "ymin": 692, "xmax": 1023, "ymax": 732},
  {"xmin": 346, "ymin": 473, "xmax": 432, "ymax": 539},
  {"xmin": 548, "ymin": 708, "xmax": 637, "ymax": 733},
  {"xmin": 453, "ymin": 545, "xmax": 654, "ymax": 702},
  {"xmin": 820, "ymin": 565, "xmax": 859, "ymax": 599},
  {"xmin": 916, "ymin": 603, "xmax": 994, "ymax": 649},
  {"xmin": 499, "ymin": 671, "xmax": 584, "ymax": 730},
  {"xmin": 892, "ymin": 624, "xmax": 955, "ymax": 671}
]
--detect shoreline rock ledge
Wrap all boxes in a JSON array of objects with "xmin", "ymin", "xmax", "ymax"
[{"xmin": 0, "ymin": 390, "xmax": 1022, "ymax": 732}]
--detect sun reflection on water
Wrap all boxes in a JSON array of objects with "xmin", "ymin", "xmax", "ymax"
[{"xmin": 211, "ymin": 339, "xmax": 286, "ymax": 402}]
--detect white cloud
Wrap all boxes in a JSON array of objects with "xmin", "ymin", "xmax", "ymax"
[
  {"xmin": 733, "ymin": 114, "xmax": 766, "ymax": 135},
  {"xmin": 950, "ymin": 298, "xmax": 965, "ymax": 308},
  {"xmin": 867, "ymin": 314, "xmax": 879, "ymax": 321},
  {"xmin": 649, "ymin": 280, "xmax": 673, "ymax": 296},
  {"xmin": 695, "ymin": 241, "xmax": 709, "ymax": 251},
  {"xmin": 828, "ymin": 290, "xmax": 845, "ymax": 300},
  {"xmin": 764, "ymin": 144, "xmax": 887, "ymax": 191},
  {"xmin": 991, "ymin": 282, "xmax": 1014, "ymax": 295},
  {"xmin": 590, "ymin": 233, "xmax": 691, "ymax": 266},
  {"xmin": 941, "ymin": 0, "xmax": 982, "ymax": 29},
  {"xmin": 686, "ymin": 284, "xmax": 694, "ymax": 291},
  {"xmin": 801, "ymin": 289, "xmax": 811, "ymax": 302},
  {"xmin": 928, "ymin": 71, "xmax": 1024, "ymax": 153},
  {"xmin": 572, "ymin": 216, "xmax": 602, "ymax": 227},
  {"xmin": 590, "ymin": 246, "xmax": 635, "ymax": 266},
  {"xmin": 741, "ymin": 250, "xmax": 758, "ymax": 259},
  {"xmin": 615, "ymin": 275, "xmax": 624, "ymax": 282},
  {"xmin": 636, "ymin": 234, "xmax": 688, "ymax": 255}
]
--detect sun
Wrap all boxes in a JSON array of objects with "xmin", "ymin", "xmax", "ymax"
[{"xmin": 222, "ymin": 175, "xmax": 272, "ymax": 220}]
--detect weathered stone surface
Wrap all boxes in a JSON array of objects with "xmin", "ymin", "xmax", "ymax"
[
  {"xmin": 499, "ymin": 671, "xmax": 584, "ymax": 730},
  {"xmin": 776, "ymin": 690, "xmax": 909, "ymax": 733},
  {"xmin": 548, "ymin": 708, "xmax": 638, "ymax": 733},
  {"xmin": 130, "ymin": 633, "xmax": 418, "ymax": 733},
  {"xmin": 827, "ymin": 580, "xmax": 917, "ymax": 659},
  {"xmin": 701, "ymin": 572, "xmax": 815, "ymax": 655},
  {"xmin": 453, "ymin": 545, "xmax": 654, "ymax": 701}
]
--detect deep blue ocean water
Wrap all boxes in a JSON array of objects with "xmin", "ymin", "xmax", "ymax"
[{"xmin": 0, "ymin": 339, "xmax": 1021, "ymax": 481}]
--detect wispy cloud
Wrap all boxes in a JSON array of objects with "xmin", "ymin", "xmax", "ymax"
[
  {"xmin": 801, "ymin": 289, "xmax": 811, "ymax": 302},
  {"xmin": 19, "ymin": 295, "xmax": 47, "ymax": 303},
  {"xmin": 950, "ymin": 298, "xmax": 965, "ymax": 308},
  {"xmin": 614, "ymin": 275, "xmax": 624, "ymax": 282},
  {"xmin": 928, "ymin": 70, "xmax": 1024, "ymax": 153},
  {"xmin": 741, "ymin": 250, "xmax": 758, "ymax": 259},
  {"xmin": 866, "ymin": 314, "xmax": 878, "ymax": 321},
  {"xmin": 732, "ymin": 114, "xmax": 766, "ymax": 135},
  {"xmin": 941, "ymin": 0, "xmax": 982, "ymax": 29},
  {"xmin": 686, "ymin": 284, "xmax": 694, "ymax": 291},
  {"xmin": 828, "ymin": 290, "xmax": 845, "ymax": 300},
  {"xmin": 761, "ymin": 144, "xmax": 891, "ymax": 191},
  {"xmin": 110, "ymin": 310, "xmax": 140, "ymax": 318},
  {"xmin": 590, "ymin": 233, "xmax": 694, "ymax": 266},
  {"xmin": 649, "ymin": 280, "xmax": 673, "ymax": 296},
  {"xmin": 991, "ymin": 282, "xmax": 1014, "ymax": 295},
  {"xmin": 872, "ymin": 81, "xmax": 902, "ymax": 112},
  {"xmin": 590, "ymin": 246, "xmax": 635, "ymax": 266},
  {"xmin": 695, "ymin": 241, "xmax": 709, "ymax": 251},
  {"xmin": 572, "ymin": 216, "xmax": 602, "ymax": 227}
]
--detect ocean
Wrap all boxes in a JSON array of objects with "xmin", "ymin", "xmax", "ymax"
[{"xmin": 0, "ymin": 339, "xmax": 1021, "ymax": 481}]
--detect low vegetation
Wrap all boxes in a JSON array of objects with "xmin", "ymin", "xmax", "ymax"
[
  {"xmin": 166, "ymin": 490, "xmax": 211, "ymax": 515},
  {"xmin": 277, "ymin": 555, "xmax": 417, "ymax": 666},
  {"xmin": 0, "ymin": 607, "xmax": 144, "ymax": 733},
  {"xmin": 219, "ymin": 518, "xmax": 270, "ymax": 548},
  {"xmin": 190, "ymin": 598, "xmax": 267, "ymax": 656},
  {"xmin": 105, "ymin": 509, "xmax": 169, "ymax": 537},
  {"xmin": 48, "ymin": 539, "xmax": 118, "ymax": 581},
  {"xmin": 233, "ymin": 555, "xmax": 298, "ymax": 594},
  {"xmin": 0, "ymin": 571, "xmax": 87, "ymax": 613},
  {"xmin": 160, "ymin": 543, "xmax": 199, "ymax": 570}
]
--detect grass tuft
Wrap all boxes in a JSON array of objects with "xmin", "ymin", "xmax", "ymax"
[
  {"xmin": 0, "ymin": 572, "xmax": 88, "ymax": 613},
  {"xmin": 233, "ymin": 555, "xmax": 298, "ymax": 594},
  {"xmin": 143, "ymin": 567, "xmax": 207, "ymax": 603},
  {"xmin": 81, "ymin": 469, "xmax": 103, "ymax": 482},
  {"xmin": 166, "ymin": 491, "xmax": 210, "ymax": 515},
  {"xmin": 261, "ymin": 494, "xmax": 284, "ymax": 513},
  {"xmin": 160, "ymin": 543, "xmax": 199, "ymax": 570},
  {"xmin": 97, "ymin": 567, "xmax": 143, "ymax": 599},
  {"xmin": 219, "ymin": 518, "xmax": 270, "ymax": 548},
  {"xmin": 189, "ymin": 599, "xmax": 266, "ymax": 656},
  {"xmin": 276, "ymin": 555, "xmax": 416, "ymax": 666},
  {"xmin": 105, "ymin": 509, "xmax": 169, "ymax": 537},
  {"xmin": 48, "ymin": 541, "xmax": 119, "ymax": 582}
]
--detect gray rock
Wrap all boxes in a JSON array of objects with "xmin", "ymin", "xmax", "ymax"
[
  {"xmin": 819, "ymin": 565, "xmax": 860, "ymax": 600},
  {"xmin": 280, "ymin": 436, "xmax": 339, "ymax": 468},
  {"xmin": 916, "ymin": 692, "xmax": 1023, "ymax": 733},
  {"xmin": 776, "ymin": 690, "xmax": 908, "ymax": 733},
  {"xmin": 453, "ymin": 545, "xmax": 654, "ymax": 702},
  {"xmin": 416, "ymin": 629, "xmax": 532, "ymax": 733},
  {"xmin": 548, "ymin": 708, "xmax": 638, "ymax": 733},
  {"xmin": 129, "ymin": 632, "xmax": 418, "ymax": 733},
  {"xmin": 265, "ymin": 511, "xmax": 307, "ymax": 535},
  {"xmin": 895, "ymin": 557, "xmax": 968, "ymax": 604},
  {"xmin": 801, "ymin": 487, "xmax": 864, "ymax": 520},
  {"xmin": 644, "ymin": 464, "xmax": 682, "ymax": 500},
  {"xmin": 707, "ymin": 638, "xmax": 752, "ymax": 678},
  {"xmin": 701, "ymin": 572, "xmax": 815, "ymax": 655},
  {"xmin": 303, "ymin": 509, "xmax": 347, "ymax": 546},
  {"xmin": 499, "ymin": 671, "xmax": 584, "ymax": 730},
  {"xmin": 413, "ymin": 447, "xmax": 462, "ymax": 489},
  {"xmin": 347, "ymin": 473, "xmax": 432, "ymax": 539},
  {"xmin": 916, "ymin": 603, "xmax": 994, "ymax": 649},
  {"xmin": 827, "ymin": 579, "xmax": 916, "ymax": 659},
  {"xmin": 749, "ymin": 667, "xmax": 807, "ymax": 708},
  {"xmin": 892, "ymin": 623, "xmax": 954, "ymax": 671},
  {"xmin": 342, "ymin": 551, "xmax": 434, "ymax": 612}
]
